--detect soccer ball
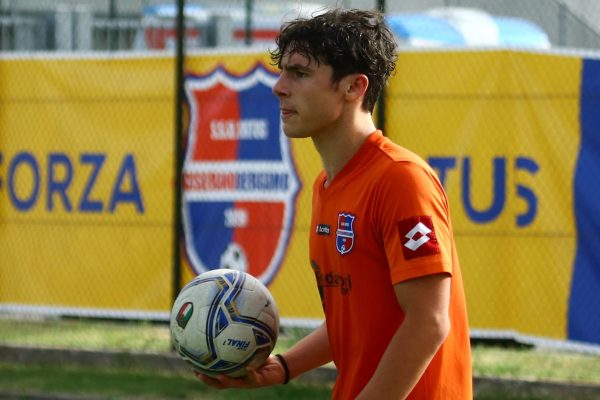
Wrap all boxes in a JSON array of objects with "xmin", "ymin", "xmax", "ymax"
[{"xmin": 170, "ymin": 269, "xmax": 279, "ymax": 377}]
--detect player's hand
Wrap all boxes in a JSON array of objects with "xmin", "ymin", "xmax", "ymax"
[{"xmin": 194, "ymin": 355, "xmax": 286, "ymax": 389}]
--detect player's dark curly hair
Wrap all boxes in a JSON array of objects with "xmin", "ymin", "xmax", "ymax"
[{"xmin": 270, "ymin": 8, "xmax": 398, "ymax": 113}]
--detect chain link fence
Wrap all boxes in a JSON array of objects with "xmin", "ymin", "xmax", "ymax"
[{"xmin": 1, "ymin": 0, "xmax": 600, "ymax": 352}]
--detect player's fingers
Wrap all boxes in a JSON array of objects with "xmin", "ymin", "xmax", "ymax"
[
  {"xmin": 193, "ymin": 370, "xmax": 226, "ymax": 389},
  {"xmin": 243, "ymin": 367, "xmax": 259, "ymax": 385},
  {"xmin": 201, "ymin": 371, "xmax": 248, "ymax": 387}
]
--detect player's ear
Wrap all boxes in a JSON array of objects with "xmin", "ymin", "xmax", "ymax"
[{"xmin": 343, "ymin": 74, "xmax": 369, "ymax": 102}]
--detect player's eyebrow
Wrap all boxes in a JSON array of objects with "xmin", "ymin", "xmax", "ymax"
[{"xmin": 280, "ymin": 63, "xmax": 313, "ymax": 74}]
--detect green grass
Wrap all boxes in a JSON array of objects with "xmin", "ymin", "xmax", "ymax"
[
  {"xmin": 1, "ymin": 316, "xmax": 599, "ymax": 399},
  {"xmin": 0, "ymin": 317, "xmax": 303, "ymax": 355},
  {"xmin": 0, "ymin": 317, "xmax": 173, "ymax": 352},
  {"xmin": 0, "ymin": 361, "xmax": 589, "ymax": 400},
  {"xmin": 0, "ymin": 317, "xmax": 331, "ymax": 398},
  {"xmin": 472, "ymin": 345, "xmax": 600, "ymax": 384},
  {"xmin": 1, "ymin": 317, "xmax": 599, "ymax": 385},
  {"xmin": 0, "ymin": 362, "xmax": 333, "ymax": 400}
]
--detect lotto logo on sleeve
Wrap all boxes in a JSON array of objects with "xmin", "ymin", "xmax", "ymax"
[{"xmin": 398, "ymin": 216, "xmax": 440, "ymax": 260}]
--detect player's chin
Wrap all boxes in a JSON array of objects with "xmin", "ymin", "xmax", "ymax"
[
  {"xmin": 281, "ymin": 124, "xmax": 311, "ymax": 139},
  {"xmin": 281, "ymin": 124, "xmax": 297, "ymax": 138}
]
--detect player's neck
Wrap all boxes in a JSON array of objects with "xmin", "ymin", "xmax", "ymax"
[{"xmin": 313, "ymin": 112, "xmax": 376, "ymax": 188}]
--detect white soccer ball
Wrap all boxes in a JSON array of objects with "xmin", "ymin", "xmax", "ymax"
[{"xmin": 170, "ymin": 269, "xmax": 279, "ymax": 377}]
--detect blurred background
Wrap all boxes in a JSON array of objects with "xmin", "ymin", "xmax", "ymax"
[{"xmin": 0, "ymin": 0, "xmax": 599, "ymax": 52}]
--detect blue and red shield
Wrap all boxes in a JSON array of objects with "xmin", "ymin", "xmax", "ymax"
[
  {"xmin": 182, "ymin": 64, "xmax": 301, "ymax": 285},
  {"xmin": 336, "ymin": 213, "xmax": 356, "ymax": 255}
]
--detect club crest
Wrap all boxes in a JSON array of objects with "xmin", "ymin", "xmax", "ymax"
[
  {"xmin": 336, "ymin": 212, "xmax": 356, "ymax": 255},
  {"xmin": 182, "ymin": 64, "xmax": 301, "ymax": 285}
]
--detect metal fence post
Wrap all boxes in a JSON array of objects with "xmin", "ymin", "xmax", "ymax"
[
  {"xmin": 245, "ymin": 0, "xmax": 254, "ymax": 46},
  {"xmin": 172, "ymin": 0, "xmax": 185, "ymax": 311},
  {"xmin": 377, "ymin": 0, "xmax": 386, "ymax": 131}
]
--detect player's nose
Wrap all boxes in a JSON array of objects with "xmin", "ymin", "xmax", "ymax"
[{"xmin": 272, "ymin": 75, "xmax": 289, "ymax": 98}]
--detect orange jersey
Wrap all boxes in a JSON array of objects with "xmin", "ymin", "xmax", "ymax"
[{"xmin": 309, "ymin": 131, "xmax": 472, "ymax": 399}]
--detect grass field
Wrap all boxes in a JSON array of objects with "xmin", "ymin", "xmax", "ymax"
[
  {"xmin": 1, "ymin": 316, "xmax": 599, "ymax": 399},
  {"xmin": 0, "ymin": 362, "xmax": 333, "ymax": 400}
]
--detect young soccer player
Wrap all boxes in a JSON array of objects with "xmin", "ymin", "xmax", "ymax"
[{"xmin": 196, "ymin": 8, "xmax": 472, "ymax": 399}]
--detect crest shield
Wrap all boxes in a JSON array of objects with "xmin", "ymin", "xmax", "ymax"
[
  {"xmin": 336, "ymin": 213, "xmax": 356, "ymax": 255},
  {"xmin": 182, "ymin": 65, "xmax": 301, "ymax": 285}
]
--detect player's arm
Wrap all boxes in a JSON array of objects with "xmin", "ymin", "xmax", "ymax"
[
  {"xmin": 356, "ymin": 273, "xmax": 451, "ymax": 399},
  {"xmin": 196, "ymin": 322, "xmax": 332, "ymax": 388},
  {"xmin": 279, "ymin": 321, "xmax": 333, "ymax": 381}
]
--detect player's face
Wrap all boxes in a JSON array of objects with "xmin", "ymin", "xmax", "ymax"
[{"xmin": 272, "ymin": 52, "xmax": 345, "ymax": 139}]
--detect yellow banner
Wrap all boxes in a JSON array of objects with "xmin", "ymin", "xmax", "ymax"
[
  {"xmin": 386, "ymin": 51, "xmax": 581, "ymax": 339},
  {"xmin": 0, "ymin": 55, "xmax": 175, "ymax": 314},
  {"xmin": 1, "ymin": 50, "xmax": 590, "ymax": 345}
]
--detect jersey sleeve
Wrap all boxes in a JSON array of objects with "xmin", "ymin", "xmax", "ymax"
[{"xmin": 372, "ymin": 160, "xmax": 455, "ymax": 284}]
